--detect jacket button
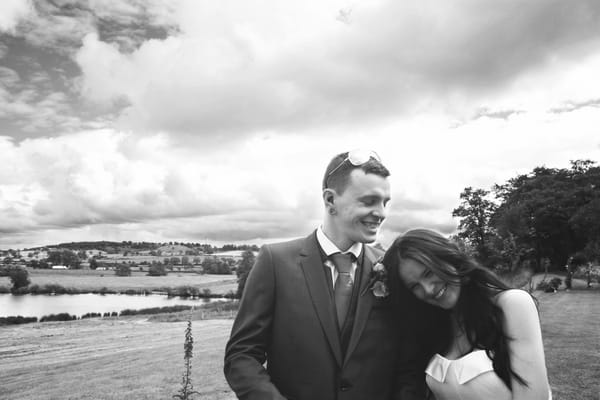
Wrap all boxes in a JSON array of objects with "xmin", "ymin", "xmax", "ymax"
[{"xmin": 340, "ymin": 380, "xmax": 352, "ymax": 391}]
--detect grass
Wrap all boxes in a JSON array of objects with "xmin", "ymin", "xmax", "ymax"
[
  {"xmin": 0, "ymin": 279, "xmax": 597, "ymax": 399},
  {"xmin": 0, "ymin": 315, "xmax": 237, "ymax": 400},
  {"xmin": 0, "ymin": 269, "xmax": 237, "ymax": 294},
  {"xmin": 536, "ymin": 289, "xmax": 600, "ymax": 399}
]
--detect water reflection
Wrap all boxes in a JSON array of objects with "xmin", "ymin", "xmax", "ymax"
[{"xmin": 0, "ymin": 293, "xmax": 222, "ymax": 319}]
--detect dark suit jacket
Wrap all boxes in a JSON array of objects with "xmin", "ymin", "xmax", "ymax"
[{"xmin": 224, "ymin": 232, "xmax": 424, "ymax": 400}]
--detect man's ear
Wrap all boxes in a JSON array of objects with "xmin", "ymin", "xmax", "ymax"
[{"xmin": 323, "ymin": 188, "xmax": 336, "ymax": 207}]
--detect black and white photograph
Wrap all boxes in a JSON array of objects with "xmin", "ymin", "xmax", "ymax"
[{"xmin": 1, "ymin": 1, "xmax": 599, "ymax": 399}]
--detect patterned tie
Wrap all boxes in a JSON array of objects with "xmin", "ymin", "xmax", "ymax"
[{"xmin": 331, "ymin": 252, "xmax": 354, "ymax": 328}]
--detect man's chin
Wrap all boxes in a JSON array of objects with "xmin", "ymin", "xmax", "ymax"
[{"xmin": 358, "ymin": 233, "xmax": 378, "ymax": 244}]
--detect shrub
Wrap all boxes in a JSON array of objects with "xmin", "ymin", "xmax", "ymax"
[
  {"xmin": 11, "ymin": 286, "xmax": 30, "ymax": 295},
  {"xmin": 43, "ymin": 284, "xmax": 68, "ymax": 294},
  {"xmin": 8, "ymin": 267, "xmax": 30, "ymax": 292},
  {"xmin": 573, "ymin": 265, "xmax": 600, "ymax": 282},
  {"xmin": 39, "ymin": 313, "xmax": 77, "ymax": 322},
  {"xmin": 29, "ymin": 284, "xmax": 40, "ymax": 294},
  {"xmin": 120, "ymin": 305, "xmax": 193, "ymax": 316},
  {"xmin": 169, "ymin": 286, "xmax": 200, "ymax": 298},
  {"xmin": 147, "ymin": 264, "xmax": 168, "ymax": 276},
  {"xmin": 81, "ymin": 312, "xmax": 102, "ymax": 319},
  {"xmin": 115, "ymin": 264, "xmax": 132, "ymax": 276},
  {"xmin": 236, "ymin": 250, "xmax": 256, "ymax": 297},
  {"xmin": 536, "ymin": 277, "xmax": 562, "ymax": 292},
  {"xmin": 549, "ymin": 277, "xmax": 563, "ymax": 289},
  {"xmin": 0, "ymin": 315, "xmax": 38, "ymax": 325}
]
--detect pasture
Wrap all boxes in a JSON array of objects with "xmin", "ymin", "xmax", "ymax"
[
  {"xmin": 0, "ymin": 269, "xmax": 237, "ymax": 294},
  {"xmin": 0, "ymin": 281, "xmax": 598, "ymax": 399}
]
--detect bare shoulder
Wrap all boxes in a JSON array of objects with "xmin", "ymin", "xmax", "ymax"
[
  {"xmin": 494, "ymin": 289, "xmax": 540, "ymax": 334},
  {"xmin": 494, "ymin": 289, "xmax": 536, "ymax": 310}
]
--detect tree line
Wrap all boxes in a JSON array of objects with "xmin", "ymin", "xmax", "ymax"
[{"xmin": 453, "ymin": 160, "xmax": 600, "ymax": 273}]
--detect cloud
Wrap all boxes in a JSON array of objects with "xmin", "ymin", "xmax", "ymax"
[
  {"xmin": 550, "ymin": 99, "xmax": 600, "ymax": 114},
  {"xmin": 69, "ymin": 0, "xmax": 600, "ymax": 144},
  {"xmin": 4, "ymin": 0, "xmax": 176, "ymax": 56},
  {"xmin": 0, "ymin": 42, "xmax": 9, "ymax": 58},
  {"xmin": 0, "ymin": 129, "xmax": 326, "ymax": 243},
  {"xmin": 0, "ymin": 0, "xmax": 33, "ymax": 34},
  {"xmin": 2, "ymin": 1, "xmax": 600, "ymax": 249}
]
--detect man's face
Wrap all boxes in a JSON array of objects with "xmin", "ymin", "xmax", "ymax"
[{"xmin": 331, "ymin": 169, "xmax": 391, "ymax": 249}]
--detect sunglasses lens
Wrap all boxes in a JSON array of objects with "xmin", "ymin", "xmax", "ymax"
[
  {"xmin": 325, "ymin": 149, "xmax": 381, "ymax": 188},
  {"xmin": 347, "ymin": 149, "xmax": 380, "ymax": 166}
]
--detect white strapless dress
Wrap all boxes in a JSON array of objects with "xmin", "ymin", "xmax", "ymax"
[{"xmin": 425, "ymin": 350, "xmax": 552, "ymax": 400}]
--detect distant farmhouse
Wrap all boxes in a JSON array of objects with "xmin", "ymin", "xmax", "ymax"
[
  {"xmin": 23, "ymin": 250, "xmax": 49, "ymax": 260},
  {"xmin": 155, "ymin": 244, "xmax": 193, "ymax": 256},
  {"xmin": 85, "ymin": 249, "xmax": 108, "ymax": 257},
  {"xmin": 210, "ymin": 250, "xmax": 252, "ymax": 260}
]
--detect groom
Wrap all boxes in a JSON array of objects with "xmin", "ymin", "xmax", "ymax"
[{"xmin": 224, "ymin": 150, "xmax": 424, "ymax": 400}]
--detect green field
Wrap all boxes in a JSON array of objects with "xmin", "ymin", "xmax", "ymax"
[
  {"xmin": 0, "ymin": 282, "xmax": 598, "ymax": 399},
  {"xmin": 0, "ymin": 269, "xmax": 237, "ymax": 294}
]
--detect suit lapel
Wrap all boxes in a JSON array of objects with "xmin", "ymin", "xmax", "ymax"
[
  {"xmin": 343, "ymin": 245, "xmax": 377, "ymax": 365},
  {"xmin": 299, "ymin": 233, "xmax": 343, "ymax": 367}
]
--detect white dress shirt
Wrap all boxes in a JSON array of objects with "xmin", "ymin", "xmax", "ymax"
[{"xmin": 316, "ymin": 226, "xmax": 362, "ymax": 289}]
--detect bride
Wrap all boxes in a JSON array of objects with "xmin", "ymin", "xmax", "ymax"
[{"xmin": 383, "ymin": 229, "xmax": 552, "ymax": 400}]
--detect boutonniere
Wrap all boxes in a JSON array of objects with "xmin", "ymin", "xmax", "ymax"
[{"xmin": 361, "ymin": 256, "xmax": 389, "ymax": 298}]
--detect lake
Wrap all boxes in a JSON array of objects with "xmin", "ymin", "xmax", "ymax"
[{"xmin": 0, "ymin": 293, "xmax": 223, "ymax": 319}]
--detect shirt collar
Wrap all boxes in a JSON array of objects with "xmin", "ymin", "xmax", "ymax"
[{"xmin": 316, "ymin": 226, "xmax": 362, "ymax": 259}]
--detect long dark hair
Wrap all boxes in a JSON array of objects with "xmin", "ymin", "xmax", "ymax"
[{"xmin": 383, "ymin": 228, "xmax": 528, "ymax": 390}]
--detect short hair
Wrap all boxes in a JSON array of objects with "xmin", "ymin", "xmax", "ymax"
[{"xmin": 322, "ymin": 151, "xmax": 390, "ymax": 193}]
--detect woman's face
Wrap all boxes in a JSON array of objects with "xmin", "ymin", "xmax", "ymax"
[{"xmin": 398, "ymin": 258, "xmax": 461, "ymax": 310}]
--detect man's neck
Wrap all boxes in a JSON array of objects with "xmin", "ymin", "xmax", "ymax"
[{"xmin": 320, "ymin": 224, "xmax": 354, "ymax": 252}]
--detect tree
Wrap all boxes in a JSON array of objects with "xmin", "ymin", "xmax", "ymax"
[
  {"xmin": 148, "ymin": 264, "xmax": 168, "ymax": 276},
  {"xmin": 47, "ymin": 250, "xmax": 81, "ymax": 269},
  {"xmin": 8, "ymin": 267, "xmax": 30, "ymax": 292},
  {"xmin": 27, "ymin": 259, "xmax": 42, "ymax": 269},
  {"xmin": 452, "ymin": 187, "xmax": 497, "ymax": 265},
  {"xmin": 236, "ymin": 250, "xmax": 256, "ymax": 297},
  {"xmin": 115, "ymin": 264, "xmax": 132, "ymax": 276},
  {"xmin": 201, "ymin": 257, "xmax": 232, "ymax": 274},
  {"xmin": 489, "ymin": 161, "xmax": 600, "ymax": 271},
  {"xmin": 89, "ymin": 258, "xmax": 99, "ymax": 270}
]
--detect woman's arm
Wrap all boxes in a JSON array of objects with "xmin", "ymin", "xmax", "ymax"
[{"xmin": 496, "ymin": 289, "xmax": 550, "ymax": 400}]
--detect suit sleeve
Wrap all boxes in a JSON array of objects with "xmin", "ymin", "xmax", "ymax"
[
  {"xmin": 224, "ymin": 245, "xmax": 286, "ymax": 400},
  {"xmin": 392, "ymin": 295, "xmax": 430, "ymax": 400}
]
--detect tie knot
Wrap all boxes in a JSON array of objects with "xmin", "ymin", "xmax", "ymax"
[{"xmin": 331, "ymin": 252, "xmax": 354, "ymax": 273}]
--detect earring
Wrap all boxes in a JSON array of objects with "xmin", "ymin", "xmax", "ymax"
[{"xmin": 329, "ymin": 208, "xmax": 336, "ymax": 215}]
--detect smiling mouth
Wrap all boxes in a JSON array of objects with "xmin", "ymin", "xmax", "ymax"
[
  {"xmin": 362, "ymin": 220, "xmax": 381, "ymax": 230},
  {"xmin": 434, "ymin": 285, "xmax": 446, "ymax": 300}
]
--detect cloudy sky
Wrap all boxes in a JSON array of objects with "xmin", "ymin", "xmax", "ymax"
[{"xmin": 1, "ymin": 0, "xmax": 600, "ymax": 250}]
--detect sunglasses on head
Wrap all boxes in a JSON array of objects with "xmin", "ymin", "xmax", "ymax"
[{"xmin": 325, "ymin": 149, "xmax": 381, "ymax": 188}]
